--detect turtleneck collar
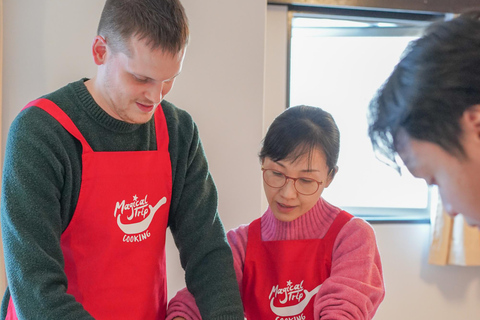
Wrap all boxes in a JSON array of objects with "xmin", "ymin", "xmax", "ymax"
[{"xmin": 260, "ymin": 197, "xmax": 341, "ymax": 241}]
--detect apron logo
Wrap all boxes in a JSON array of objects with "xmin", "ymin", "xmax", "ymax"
[
  {"xmin": 269, "ymin": 280, "xmax": 321, "ymax": 319},
  {"xmin": 113, "ymin": 195, "xmax": 167, "ymax": 242}
]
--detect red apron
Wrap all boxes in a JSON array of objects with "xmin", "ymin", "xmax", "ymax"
[
  {"xmin": 7, "ymin": 98, "xmax": 172, "ymax": 319},
  {"xmin": 242, "ymin": 211, "xmax": 353, "ymax": 320}
]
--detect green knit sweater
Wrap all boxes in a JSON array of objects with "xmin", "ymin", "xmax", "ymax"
[{"xmin": 0, "ymin": 79, "xmax": 244, "ymax": 320}]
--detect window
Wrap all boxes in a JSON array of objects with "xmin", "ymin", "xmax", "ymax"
[{"xmin": 287, "ymin": 9, "xmax": 446, "ymax": 222}]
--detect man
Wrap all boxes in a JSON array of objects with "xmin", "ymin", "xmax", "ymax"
[
  {"xmin": 368, "ymin": 10, "xmax": 480, "ymax": 227},
  {"xmin": 1, "ymin": 0, "xmax": 244, "ymax": 319}
]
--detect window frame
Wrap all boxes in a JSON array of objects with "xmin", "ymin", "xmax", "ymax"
[
  {"xmin": 283, "ymin": 6, "xmax": 448, "ymax": 223},
  {"xmin": 285, "ymin": 6, "xmax": 447, "ymax": 109}
]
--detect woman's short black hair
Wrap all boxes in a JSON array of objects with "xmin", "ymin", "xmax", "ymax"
[{"xmin": 259, "ymin": 105, "xmax": 340, "ymax": 172}]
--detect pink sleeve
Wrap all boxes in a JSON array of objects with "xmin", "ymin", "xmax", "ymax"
[
  {"xmin": 166, "ymin": 287, "xmax": 201, "ymax": 320},
  {"xmin": 226, "ymin": 224, "xmax": 248, "ymax": 299},
  {"xmin": 166, "ymin": 225, "xmax": 249, "ymax": 319},
  {"xmin": 314, "ymin": 218, "xmax": 385, "ymax": 320}
]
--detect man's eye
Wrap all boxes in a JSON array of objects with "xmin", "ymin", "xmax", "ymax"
[{"xmin": 134, "ymin": 75, "xmax": 148, "ymax": 83}]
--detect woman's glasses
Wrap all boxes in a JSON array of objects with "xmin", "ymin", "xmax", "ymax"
[{"xmin": 262, "ymin": 168, "xmax": 323, "ymax": 195}]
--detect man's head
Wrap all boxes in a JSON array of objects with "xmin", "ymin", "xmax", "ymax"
[
  {"xmin": 368, "ymin": 10, "xmax": 480, "ymax": 225},
  {"xmin": 87, "ymin": 0, "xmax": 189, "ymax": 124},
  {"xmin": 97, "ymin": 0, "xmax": 189, "ymax": 56}
]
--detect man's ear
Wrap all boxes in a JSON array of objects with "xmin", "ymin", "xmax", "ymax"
[
  {"xmin": 91, "ymin": 36, "xmax": 108, "ymax": 65},
  {"xmin": 463, "ymin": 105, "xmax": 480, "ymax": 142},
  {"xmin": 324, "ymin": 166, "xmax": 338, "ymax": 188}
]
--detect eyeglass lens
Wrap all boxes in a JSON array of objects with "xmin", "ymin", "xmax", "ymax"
[{"xmin": 263, "ymin": 169, "xmax": 320, "ymax": 195}]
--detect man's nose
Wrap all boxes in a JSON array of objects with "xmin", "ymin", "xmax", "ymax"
[{"xmin": 147, "ymin": 83, "xmax": 164, "ymax": 105}]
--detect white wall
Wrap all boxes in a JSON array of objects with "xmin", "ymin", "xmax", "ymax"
[
  {"xmin": 2, "ymin": 1, "xmax": 480, "ymax": 319},
  {"xmin": 374, "ymin": 224, "xmax": 480, "ymax": 319},
  {"xmin": 164, "ymin": 0, "xmax": 266, "ymax": 297}
]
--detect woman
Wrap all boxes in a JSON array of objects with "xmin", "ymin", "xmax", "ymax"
[{"xmin": 167, "ymin": 105, "xmax": 385, "ymax": 319}]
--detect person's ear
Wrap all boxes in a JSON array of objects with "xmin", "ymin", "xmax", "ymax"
[
  {"xmin": 92, "ymin": 36, "xmax": 108, "ymax": 65},
  {"xmin": 462, "ymin": 104, "xmax": 480, "ymax": 142},
  {"xmin": 324, "ymin": 166, "xmax": 338, "ymax": 188}
]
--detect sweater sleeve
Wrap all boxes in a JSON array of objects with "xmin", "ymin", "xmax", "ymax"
[
  {"xmin": 165, "ymin": 105, "xmax": 244, "ymax": 319},
  {"xmin": 313, "ymin": 218, "xmax": 385, "ymax": 319},
  {"xmin": 166, "ymin": 225, "xmax": 249, "ymax": 320},
  {"xmin": 1, "ymin": 108, "xmax": 94, "ymax": 319}
]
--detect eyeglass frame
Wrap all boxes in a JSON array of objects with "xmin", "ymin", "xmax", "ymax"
[{"xmin": 261, "ymin": 167, "xmax": 327, "ymax": 196}]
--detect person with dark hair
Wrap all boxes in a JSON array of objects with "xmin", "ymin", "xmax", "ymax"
[
  {"xmin": 368, "ymin": 10, "xmax": 480, "ymax": 227},
  {"xmin": 0, "ymin": 0, "xmax": 243, "ymax": 319},
  {"xmin": 167, "ymin": 105, "xmax": 385, "ymax": 320}
]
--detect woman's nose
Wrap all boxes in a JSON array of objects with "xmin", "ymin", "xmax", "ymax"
[{"xmin": 280, "ymin": 179, "xmax": 297, "ymax": 198}]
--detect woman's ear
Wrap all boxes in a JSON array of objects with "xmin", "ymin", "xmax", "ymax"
[
  {"xmin": 324, "ymin": 166, "xmax": 338, "ymax": 188},
  {"xmin": 92, "ymin": 35, "xmax": 108, "ymax": 66}
]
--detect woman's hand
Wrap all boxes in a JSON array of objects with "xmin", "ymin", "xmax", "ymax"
[{"xmin": 172, "ymin": 318, "xmax": 186, "ymax": 320}]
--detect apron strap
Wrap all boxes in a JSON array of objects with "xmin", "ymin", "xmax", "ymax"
[
  {"xmin": 153, "ymin": 105, "xmax": 169, "ymax": 150},
  {"xmin": 247, "ymin": 217, "xmax": 262, "ymax": 243},
  {"xmin": 24, "ymin": 98, "xmax": 93, "ymax": 153},
  {"xmin": 323, "ymin": 210, "xmax": 354, "ymax": 241}
]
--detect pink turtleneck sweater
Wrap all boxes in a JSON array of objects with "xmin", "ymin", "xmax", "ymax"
[{"xmin": 166, "ymin": 198, "xmax": 385, "ymax": 319}]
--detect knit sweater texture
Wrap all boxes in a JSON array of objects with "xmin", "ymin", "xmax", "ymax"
[
  {"xmin": 0, "ymin": 79, "xmax": 244, "ymax": 320},
  {"xmin": 167, "ymin": 198, "xmax": 385, "ymax": 319}
]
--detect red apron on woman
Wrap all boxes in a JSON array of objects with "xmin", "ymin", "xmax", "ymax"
[
  {"xmin": 7, "ymin": 98, "xmax": 172, "ymax": 319},
  {"xmin": 242, "ymin": 211, "xmax": 353, "ymax": 320}
]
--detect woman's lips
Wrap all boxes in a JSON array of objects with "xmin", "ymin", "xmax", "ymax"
[
  {"xmin": 136, "ymin": 102, "xmax": 154, "ymax": 113},
  {"xmin": 276, "ymin": 202, "xmax": 296, "ymax": 213}
]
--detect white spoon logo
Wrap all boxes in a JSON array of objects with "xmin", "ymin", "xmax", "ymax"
[
  {"xmin": 115, "ymin": 196, "xmax": 167, "ymax": 234},
  {"xmin": 270, "ymin": 284, "xmax": 321, "ymax": 317}
]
